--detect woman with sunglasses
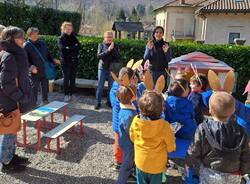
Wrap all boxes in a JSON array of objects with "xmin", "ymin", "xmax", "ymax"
[{"xmin": 144, "ymin": 26, "xmax": 173, "ymax": 86}]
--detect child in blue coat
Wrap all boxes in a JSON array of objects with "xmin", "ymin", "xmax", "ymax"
[
  {"xmin": 116, "ymin": 85, "xmax": 137, "ymax": 184},
  {"xmin": 165, "ymin": 79, "xmax": 197, "ymax": 140},
  {"xmin": 110, "ymin": 67, "xmax": 136, "ymax": 170},
  {"xmin": 188, "ymin": 74, "xmax": 209, "ymax": 125}
]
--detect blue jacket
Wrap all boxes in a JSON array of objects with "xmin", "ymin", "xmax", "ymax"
[
  {"xmin": 200, "ymin": 90, "xmax": 213, "ymax": 108},
  {"xmin": 137, "ymin": 82, "xmax": 146, "ymax": 99},
  {"xmin": 165, "ymin": 96, "xmax": 197, "ymax": 140},
  {"xmin": 236, "ymin": 102, "xmax": 250, "ymax": 136},
  {"xmin": 110, "ymin": 82, "xmax": 120, "ymax": 132},
  {"xmin": 188, "ymin": 92, "xmax": 204, "ymax": 125},
  {"xmin": 118, "ymin": 106, "xmax": 137, "ymax": 151}
]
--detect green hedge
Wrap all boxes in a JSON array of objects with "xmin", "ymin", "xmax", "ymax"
[
  {"xmin": 0, "ymin": 2, "xmax": 81, "ymax": 35},
  {"xmin": 42, "ymin": 36, "xmax": 250, "ymax": 101}
]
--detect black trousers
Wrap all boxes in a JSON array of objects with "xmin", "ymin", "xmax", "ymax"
[
  {"xmin": 31, "ymin": 74, "xmax": 49, "ymax": 104},
  {"xmin": 62, "ymin": 65, "xmax": 77, "ymax": 96}
]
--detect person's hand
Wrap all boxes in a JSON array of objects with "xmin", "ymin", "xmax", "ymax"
[
  {"xmin": 162, "ymin": 44, "xmax": 169, "ymax": 53},
  {"xmin": 147, "ymin": 40, "xmax": 153, "ymax": 50},
  {"xmin": 108, "ymin": 42, "xmax": 114, "ymax": 52},
  {"xmin": 30, "ymin": 65, "xmax": 38, "ymax": 74},
  {"xmin": 53, "ymin": 59, "xmax": 61, "ymax": 65}
]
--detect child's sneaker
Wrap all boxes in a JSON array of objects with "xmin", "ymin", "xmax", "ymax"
[{"xmin": 110, "ymin": 162, "xmax": 121, "ymax": 172}]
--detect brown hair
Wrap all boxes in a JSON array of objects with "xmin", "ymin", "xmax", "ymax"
[
  {"xmin": 209, "ymin": 92, "xmax": 235, "ymax": 122},
  {"xmin": 1, "ymin": 26, "xmax": 24, "ymax": 43},
  {"xmin": 117, "ymin": 85, "xmax": 137, "ymax": 105},
  {"xmin": 26, "ymin": 27, "xmax": 39, "ymax": 37},
  {"xmin": 190, "ymin": 74, "xmax": 209, "ymax": 91},
  {"xmin": 61, "ymin": 21, "xmax": 73, "ymax": 33},
  {"xmin": 118, "ymin": 67, "xmax": 134, "ymax": 80},
  {"xmin": 169, "ymin": 79, "xmax": 189, "ymax": 97},
  {"xmin": 138, "ymin": 91, "xmax": 164, "ymax": 117}
]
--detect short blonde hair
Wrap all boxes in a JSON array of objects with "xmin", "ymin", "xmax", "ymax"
[
  {"xmin": 61, "ymin": 21, "xmax": 73, "ymax": 33},
  {"xmin": 104, "ymin": 31, "xmax": 113, "ymax": 37},
  {"xmin": 209, "ymin": 92, "xmax": 235, "ymax": 122}
]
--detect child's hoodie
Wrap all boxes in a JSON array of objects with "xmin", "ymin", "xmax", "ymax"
[{"xmin": 130, "ymin": 115, "xmax": 175, "ymax": 174}]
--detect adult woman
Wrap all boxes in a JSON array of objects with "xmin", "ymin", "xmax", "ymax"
[
  {"xmin": 144, "ymin": 26, "xmax": 173, "ymax": 84},
  {"xmin": 24, "ymin": 27, "xmax": 60, "ymax": 106},
  {"xmin": 0, "ymin": 26, "xmax": 31, "ymax": 173},
  {"xmin": 58, "ymin": 22, "xmax": 80, "ymax": 102}
]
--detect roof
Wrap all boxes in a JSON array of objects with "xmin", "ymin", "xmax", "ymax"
[
  {"xmin": 197, "ymin": 0, "xmax": 250, "ymax": 14},
  {"xmin": 169, "ymin": 52, "xmax": 234, "ymax": 72},
  {"xmin": 154, "ymin": 0, "xmax": 209, "ymax": 11},
  {"xmin": 112, "ymin": 22, "xmax": 144, "ymax": 32}
]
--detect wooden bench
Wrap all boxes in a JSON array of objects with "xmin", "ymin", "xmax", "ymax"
[
  {"xmin": 18, "ymin": 101, "xmax": 68, "ymax": 150},
  {"xmin": 43, "ymin": 115, "xmax": 85, "ymax": 154},
  {"xmin": 53, "ymin": 78, "xmax": 108, "ymax": 90}
]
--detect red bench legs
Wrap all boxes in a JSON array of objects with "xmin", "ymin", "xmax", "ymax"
[
  {"xmin": 63, "ymin": 106, "xmax": 67, "ymax": 122},
  {"xmin": 23, "ymin": 120, "xmax": 27, "ymax": 146},
  {"xmin": 50, "ymin": 112, "xmax": 54, "ymax": 129},
  {"xmin": 56, "ymin": 137, "xmax": 61, "ymax": 154},
  {"xmin": 43, "ymin": 117, "xmax": 46, "ymax": 128},
  {"xmin": 36, "ymin": 120, "xmax": 41, "ymax": 150}
]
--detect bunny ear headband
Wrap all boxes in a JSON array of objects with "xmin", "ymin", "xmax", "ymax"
[
  {"xmin": 126, "ymin": 59, "xmax": 143, "ymax": 71},
  {"xmin": 191, "ymin": 63, "xmax": 203, "ymax": 86},
  {"xmin": 137, "ymin": 60, "xmax": 150, "ymax": 74},
  {"xmin": 208, "ymin": 70, "xmax": 235, "ymax": 93},
  {"xmin": 165, "ymin": 69, "xmax": 186, "ymax": 92},
  {"xmin": 111, "ymin": 72, "xmax": 136, "ymax": 97},
  {"xmin": 144, "ymin": 70, "xmax": 165, "ymax": 94}
]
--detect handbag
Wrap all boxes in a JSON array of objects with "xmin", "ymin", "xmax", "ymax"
[
  {"xmin": 27, "ymin": 41, "xmax": 56, "ymax": 80},
  {"xmin": 0, "ymin": 108, "xmax": 21, "ymax": 135}
]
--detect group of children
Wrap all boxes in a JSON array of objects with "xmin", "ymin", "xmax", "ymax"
[{"xmin": 109, "ymin": 59, "xmax": 250, "ymax": 184}]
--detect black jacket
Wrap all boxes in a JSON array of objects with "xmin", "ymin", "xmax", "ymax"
[
  {"xmin": 0, "ymin": 42, "xmax": 32, "ymax": 114},
  {"xmin": 186, "ymin": 117, "xmax": 250, "ymax": 175},
  {"xmin": 24, "ymin": 39, "xmax": 54, "ymax": 77},
  {"xmin": 97, "ymin": 42, "xmax": 120, "ymax": 70},
  {"xmin": 144, "ymin": 39, "xmax": 173, "ymax": 72},
  {"xmin": 58, "ymin": 33, "xmax": 80, "ymax": 66}
]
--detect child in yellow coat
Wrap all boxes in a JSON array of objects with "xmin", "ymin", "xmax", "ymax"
[{"xmin": 130, "ymin": 91, "xmax": 176, "ymax": 184}]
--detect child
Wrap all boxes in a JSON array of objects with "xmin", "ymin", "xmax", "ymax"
[
  {"xmin": 116, "ymin": 84, "xmax": 137, "ymax": 184},
  {"xmin": 165, "ymin": 79, "xmax": 197, "ymax": 140},
  {"xmin": 110, "ymin": 67, "xmax": 135, "ymax": 171},
  {"xmin": 130, "ymin": 91, "xmax": 175, "ymax": 184},
  {"xmin": 188, "ymin": 74, "xmax": 209, "ymax": 125},
  {"xmin": 137, "ymin": 60, "xmax": 149, "ymax": 99},
  {"xmin": 186, "ymin": 92, "xmax": 250, "ymax": 184}
]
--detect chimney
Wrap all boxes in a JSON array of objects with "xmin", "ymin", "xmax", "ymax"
[{"xmin": 180, "ymin": 0, "xmax": 185, "ymax": 4}]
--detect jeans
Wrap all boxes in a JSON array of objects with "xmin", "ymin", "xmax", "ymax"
[
  {"xmin": 31, "ymin": 74, "xmax": 49, "ymax": 104},
  {"xmin": 117, "ymin": 148, "xmax": 134, "ymax": 184},
  {"xmin": 62, "ymin": 65, "xmax": 77, "ymax": 96},
  {"xmin": 0, "ymin": 135, "xmax": 16, "ymax": 165},
  {"xmin": 96, "ymin": 69, "xmax": 113, "ymax": 104},
  {"xmin": 136, "ymin": 168, "xmax": 162, "ymax": 184}
]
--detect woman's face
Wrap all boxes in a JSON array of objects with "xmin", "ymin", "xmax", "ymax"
[
  {"xmin": 14, "ymin": 37, "xmax": 24, "ymax": 48},
  {"xmin": 64, "ymin": 25, "xmax": 73, "ymax": 35},
  {"xmin": 104, "ymin": 33, "xmax": 113, "ymax": 44},
  {"xmin": 29, "ymin": 32, "xmax": 39, "ymax": 42},
  {"xmin": 154, "ymin": 28, "xmax": 164, "ymax": 41}
]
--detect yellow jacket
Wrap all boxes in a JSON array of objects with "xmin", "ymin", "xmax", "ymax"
[{"xmin": 130, "ymin": 115, "xmax": 176, "ymax": 174}]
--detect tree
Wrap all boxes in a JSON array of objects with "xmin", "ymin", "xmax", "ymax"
[
  {"xmin": 136, "ymin": 4, "xmax": 145, "ymax": 17},
  {"xmin": 147, "ymin": 5, "xmax": 154, "ymax": 16},
  {"xmin": 129, "ymin": 7, "xmax": 140, "ymax": 22},
  {"xmin": 116, "ymin": 9, "xmax": 126, "ymax": 22}
]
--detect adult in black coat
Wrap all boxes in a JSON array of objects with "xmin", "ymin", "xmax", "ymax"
[
  {"xmin": 24, "ymin": 27, "xmax": 60, "ymax": 106},
  {"xmin": 0, "ymin": 26, "xmax": 32, "ymax": 173},
  {"xmin": 144, "ymin": 26, "xmax": 173, "ymax": 85},
  {"xmin": 58, "ymin": 22, "xmax": 80, "ymax": 102}
]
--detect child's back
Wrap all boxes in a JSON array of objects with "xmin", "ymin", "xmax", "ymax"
[
  {"xmin": 165, "ymin": 95, "xmax": 196, "ymax": 139},
  {"xmin": 130, "ymin": 115, "xmax": 175, "ymax": 174}
]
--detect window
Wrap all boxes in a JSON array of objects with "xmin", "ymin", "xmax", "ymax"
[{"xmin": 228, "ymin": 32, "xmax": 240, "ymax": 44}]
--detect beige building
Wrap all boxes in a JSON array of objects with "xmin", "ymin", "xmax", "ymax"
[{"xmin": 154, "ymin": 0, "xmax": 250, "ymax": 45}]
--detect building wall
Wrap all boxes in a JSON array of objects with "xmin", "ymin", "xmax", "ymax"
[
  {"xmin": 155, "ymin": 7, "xmax": 196, "ymax": 41},
  {"xmin": 203, "ymin": 13, "xmax": 250, "ymax": 45}
]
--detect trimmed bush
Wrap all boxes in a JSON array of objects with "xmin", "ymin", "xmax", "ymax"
[
  {"xmin": 42, "ymin": 36, "xmax": 250, "ymax": 101},
  {"xmin": 0, "ymin": 2, "xmax": 81, "ymax": 35}
]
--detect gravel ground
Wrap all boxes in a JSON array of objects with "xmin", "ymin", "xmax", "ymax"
[{"xmin": 0, "ymin": 92, "xmax": 182, "ymax": 184}]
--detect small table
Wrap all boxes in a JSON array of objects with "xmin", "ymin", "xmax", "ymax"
[{"xmin": 18, "ymin": 101, "xmax": 68, "ymax": 150}]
